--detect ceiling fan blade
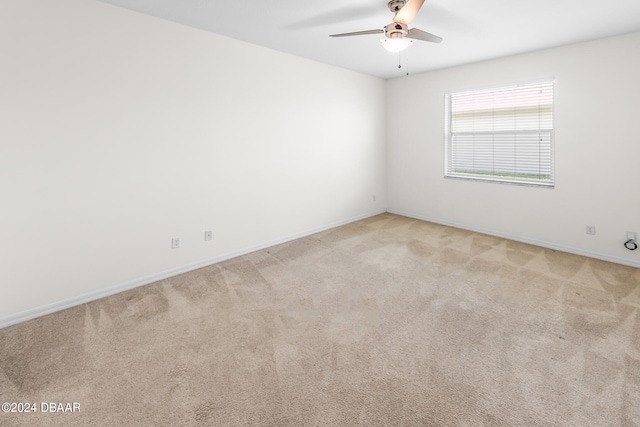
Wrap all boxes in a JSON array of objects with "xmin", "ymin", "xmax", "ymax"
[
  {"xmin": 393, "ymin": 0, "xmax": 425, "ymax": 25},
  {"xmin": 407, "ymin": 28, "xmax": 442, "ymax": 43},
  {"xmin": 329, "ymin": 29, "xmax": 384, "ymax": 37}
]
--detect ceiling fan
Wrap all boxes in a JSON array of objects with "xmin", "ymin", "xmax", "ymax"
[{"xmin": 329, "ymin": 0, "xmax": 442, "ymax": 53}]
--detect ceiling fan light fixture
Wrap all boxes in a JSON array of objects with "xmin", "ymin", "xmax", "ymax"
[{"xmin": 380, "ymin": 37, "xmax": 414, "ymax": 53}]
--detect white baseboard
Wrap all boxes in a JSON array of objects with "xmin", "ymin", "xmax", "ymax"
[
  {"xmin": 388, "ymin": 209, "xmax": 640, "ymax": 269},
  {"xmin": 0, "ymin": 209, "xmax": 387, "ymax": 330}
]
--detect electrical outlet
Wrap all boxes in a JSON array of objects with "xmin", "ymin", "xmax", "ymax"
[
  {"xmin": 373, "ymin": 195, "xmax": 377, "ymax": 202},
  {"xmin": 628, "ymin": 232, "xmax": 637, "ymax": 241},
  {"xmin": 171, "ymin": 237, "xmax": 180, "ymax": 249},
  {"xmin": 204, "ymin": 231, "xmax": 212, "ymax": 241},
  {"xmin": 585, "ymin": 225, "xmax": 596, "ymax": 235}
]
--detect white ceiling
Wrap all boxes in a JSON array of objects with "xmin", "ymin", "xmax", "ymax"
[{"xmin": 98, "ymin": 0, "xmax": 640, "ymax": 79}]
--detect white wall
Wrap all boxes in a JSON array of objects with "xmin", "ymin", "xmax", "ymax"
[
  {"xmin": 387, "ymin": 32, "xmax": 640, "ymax": 268},
  {"xmin": 0, "ymin": 0, "xmax": 387, "ymax": 325}
]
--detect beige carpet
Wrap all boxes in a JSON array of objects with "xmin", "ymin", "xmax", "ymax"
[{"xmin": 1, "ymin": 213, "xmax": 639, "ymax": 426}]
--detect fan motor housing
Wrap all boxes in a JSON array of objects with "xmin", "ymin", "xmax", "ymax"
[{"xmin": 384, "ymin": 22, "xmax": 408, "ymax": 39}]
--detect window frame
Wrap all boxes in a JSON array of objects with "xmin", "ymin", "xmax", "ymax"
[{"xmin": 444, "ymin": 79, "xmax": 555, "ymax": 188}]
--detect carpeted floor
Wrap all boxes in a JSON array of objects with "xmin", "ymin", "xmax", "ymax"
[{"xmin": 1, "ymin": 213, "xmax": 639, "ymax": 426}]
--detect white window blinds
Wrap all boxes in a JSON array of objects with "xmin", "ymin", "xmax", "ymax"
[{"xmin": 444, "ymin": 80, "xmax": 554, "ymax": 187}]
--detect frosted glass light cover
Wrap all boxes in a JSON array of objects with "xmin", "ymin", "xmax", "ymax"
[{"xmin": 380, "ymin": 38, "xmax": 414, "ymax": 53}]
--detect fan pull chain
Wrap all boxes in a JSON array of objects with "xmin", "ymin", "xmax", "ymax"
[
  {"xmin": 397, "ymin": 51, "xmax": 410, "ymax": 75},
  {"xmin": 405, "ymin": 50, "xmax": 410, "ymax": 75}
]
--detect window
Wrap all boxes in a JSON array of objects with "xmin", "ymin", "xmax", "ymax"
[{"xmin": 444, "ymin": 80, "xmax": 554, "ymax": 187}]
